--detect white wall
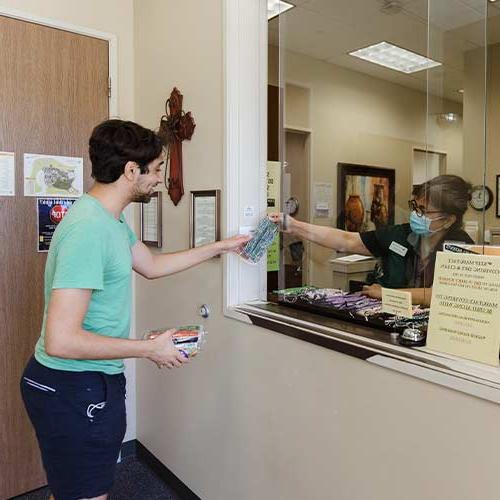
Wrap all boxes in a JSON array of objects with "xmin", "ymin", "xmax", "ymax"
[
  {"xmin": 133, "ymin": 2, "xmax": 500, "ymax": 500},
  {"xmin": 0, "ymin": 0, "xmax": 137, "ymax": 441},
  {"xmin": 463, "ymin": 44, "xmax": 500, "ymax": 238}
]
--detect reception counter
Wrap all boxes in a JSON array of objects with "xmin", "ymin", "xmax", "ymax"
[{"xmin": 236, "ymin": 301, "xmax": 500, "ymax": 404}]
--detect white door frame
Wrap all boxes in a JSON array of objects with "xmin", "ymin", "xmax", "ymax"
[{"xmin": 223, "ymin": 0, "xmax": 268, "ymax": 320}]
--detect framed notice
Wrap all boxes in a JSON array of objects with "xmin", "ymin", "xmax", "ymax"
[
  {"xmin": 496, "ymin": 175, "xmax": 500, "ymax": 218},
  {"xmin": 190, "ymin": 190, "xmax": 220, "ymax": 248},
  {"xmin": 140, "ymin": 191, "xmax": 162, "ymax": 247}
]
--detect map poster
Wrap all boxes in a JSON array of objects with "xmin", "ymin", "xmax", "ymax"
[
  {"xmin": 426, "ymin": 252, "xmax": 500, "ymax": 366},
  {"xmin": 24, "ymin": 153, "xmax": 83, "ymax": 198},
  {"xmin": 37, "ymin": 198, "xmax": 76, "ymax": 252}
]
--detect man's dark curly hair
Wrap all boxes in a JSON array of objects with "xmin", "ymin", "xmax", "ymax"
[{"xmin": 89, "ymin": 119, "xmax": 163, "ymax": 183}]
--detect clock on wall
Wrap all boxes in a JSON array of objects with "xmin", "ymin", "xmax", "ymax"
[
  {"xmin": 469, "ymin": 185, "xmax": 494, "ymax": 211},
  {"xmin": 285, "ymin": 197, "xmax": 299, "ymax": 216}
]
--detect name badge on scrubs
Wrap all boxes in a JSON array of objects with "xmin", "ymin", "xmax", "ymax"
[{"xmin": 389, "ymin": 241, "xmax": 408, "ymax": 257}]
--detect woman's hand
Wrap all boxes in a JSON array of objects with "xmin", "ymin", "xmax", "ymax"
[
  {"xmin": 360, "ymin": 283, "xmax": 382, "ymax": 300},
  {"xmin": 268, "ymin": 213, "xmax": 295, "ymax": 233},
  {"xmin": 145, "ymin": 329, "xmax": 188, "ymax": 369}
]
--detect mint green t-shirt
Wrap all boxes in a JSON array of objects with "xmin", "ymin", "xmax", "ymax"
[{"xmin": 35, "ymin": 194, "xmax": 138, "ymax": 374}]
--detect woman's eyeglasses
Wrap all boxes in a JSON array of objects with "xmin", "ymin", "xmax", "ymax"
[{"xmin": 408, "ymin": 199, "xmax": 441, "ymax": 217}]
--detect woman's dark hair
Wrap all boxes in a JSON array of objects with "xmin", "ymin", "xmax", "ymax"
[
  {"xmin": 412, "ymin": 174, "xmax": 472, "ymax": 226},
  {"xmin": 89, "ymin": 119, "xmax": 163, "ymax": 183}
]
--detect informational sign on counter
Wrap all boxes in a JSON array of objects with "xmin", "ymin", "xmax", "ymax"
[
  {"xmin": 382, "ymin": 287, "xmax": 413, "ymax": 318},
  {"xmin": 37, "ymin": 198, "xmax": 76, "ymax": 252},
  {"xmin": 427, "ymin": 252, "xmax": 500, "ymax": 366}
]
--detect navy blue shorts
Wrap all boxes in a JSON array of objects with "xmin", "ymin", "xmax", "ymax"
[{"xmin": 20, "ymin": 356, "xmax": 127, "ymax": 500}]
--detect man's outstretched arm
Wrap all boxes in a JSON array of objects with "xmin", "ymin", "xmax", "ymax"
[{"xmin": 131, "ymin": 235, "xmax": 250, "ymax": 279}]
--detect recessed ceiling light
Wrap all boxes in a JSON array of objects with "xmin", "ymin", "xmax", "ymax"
[
  {"xmin": 349, "ymin": 41, "xmax": 442, "ymax": 74},
  {"xmin": 268, "ymin": 0, "xmax": 295, "ymax": 20},
  {"xmin": 457, "ymin": 89, "xmax": 464, "ymax": 94}
]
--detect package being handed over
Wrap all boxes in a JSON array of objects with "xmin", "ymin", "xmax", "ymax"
[
  {"xmin": 143, "ymin": 324, "xmax": 207, "ymax": 358},
  {"xmin": 238, "ymin": 216, "xmax": 278, "ymax": 264}
]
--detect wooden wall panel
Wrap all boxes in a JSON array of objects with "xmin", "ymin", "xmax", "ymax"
[{"xmin": 0, "ymin": 15, "xmax": 109, "ymax": 498}]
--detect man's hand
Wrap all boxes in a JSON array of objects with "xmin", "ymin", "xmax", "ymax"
[
  {"xmin": 360, "ymin": 283, "xmax": 382, "ymax": 300},
  {"xmin": 146, "ymin": 329, "xmax": 188, "ymax": 369},
  {"xmin": 217, "ymin": 234, "xmax": 251, "ymax": 254}
]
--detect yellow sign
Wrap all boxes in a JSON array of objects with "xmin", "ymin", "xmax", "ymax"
[
  {"xmin": 267, "ymin": 161, "xmax": 281, "ymax": 272},
  {"xmin": 426, "ymin": 252, "xmax": 500, "ymax": 366},
  {"xmin": 382, "ymin": 288, "xmax": 413, "ymax": 318}
]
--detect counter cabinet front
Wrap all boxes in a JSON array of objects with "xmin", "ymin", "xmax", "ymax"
[{"xmin": 235, "ymin": 302, "xmax": 500, "ymax": 405}]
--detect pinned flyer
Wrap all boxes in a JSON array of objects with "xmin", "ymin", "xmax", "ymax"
[
  {"xmin": 0, "ymin": 152, "xmax": 15, "ymax": 196},
  {"xmin": 382, "ymin": 287, "xmax": 413, "ymax": 318},
  {"xmin": 24, "ymin": 153, "xmax": 83, "ymax": 197}
]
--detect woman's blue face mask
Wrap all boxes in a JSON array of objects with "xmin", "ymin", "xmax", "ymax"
[{"xmin": 409, "ymin": 210, "xmax": 447, "ymax": 236}]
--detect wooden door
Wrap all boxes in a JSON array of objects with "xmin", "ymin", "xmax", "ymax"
[{"xmin": 0, "ymin": 16, "xmax": 109, "ymax": 498}]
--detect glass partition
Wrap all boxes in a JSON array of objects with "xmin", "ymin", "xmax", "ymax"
[{"xmin": 267, "ymin": 0, "xmax": 493, "ymax": 335}]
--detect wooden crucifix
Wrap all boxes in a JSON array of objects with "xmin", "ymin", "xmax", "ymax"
[{"xmin": 158, "ymin": 87, "xmax": 196, "ymax": 206}]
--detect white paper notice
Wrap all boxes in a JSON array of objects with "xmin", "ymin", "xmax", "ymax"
[
  {"xmin": 334, "ymin": 254, "xmax": 372, "ymax": 262},
  {"xmin": 195, "ymin": 196, "xmax": 216, "ymax": 247},
  {"xmin": 142, "ymin": 196, "xmax": 159, "ymax": 242},
  {"xmin": 426, "ymin": 252, "xmax": 500, "ymax": 366},
  {"xmin": 382, "ymin": 287, "xmax": 413, "ymax": 318},
  {"xmin": 313, "ymin": 182, "xmax": 333, "ymax": 218},
  {"xmin": 0, "ymin": 152, "xmax": 15, "ymax": 196},
  {"xmin": 24, "ymin": 153, "xmax": 83, "ymax": 197}
]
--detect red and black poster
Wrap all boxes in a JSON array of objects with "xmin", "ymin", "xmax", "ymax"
[{"xmin": 37, "ymin": 198, "xmax": 76, "ymax": 252}]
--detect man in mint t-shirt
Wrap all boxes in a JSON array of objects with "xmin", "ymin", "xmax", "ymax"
[{"xmin": 20, "ymin": 119, "xmax": 249, "ymax": 500}]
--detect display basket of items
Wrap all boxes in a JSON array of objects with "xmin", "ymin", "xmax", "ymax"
[{"xmin": 275, "ymin": 286, "xmax": 429, "ymax": 343}]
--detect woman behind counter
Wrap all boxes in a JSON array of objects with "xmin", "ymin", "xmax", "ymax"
[{"xmin": 270, "ymin": 175, "xmax": 473, "ymax": 307}]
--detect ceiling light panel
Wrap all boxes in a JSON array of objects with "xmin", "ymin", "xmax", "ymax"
[{"xmin": 349, "ymin": 41, "xmax": 442, "ymax": 74}]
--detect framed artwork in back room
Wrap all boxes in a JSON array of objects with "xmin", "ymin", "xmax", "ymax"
[{"xmin": 337, "ymin": 163, "xmax": 395, "ymax": 232}]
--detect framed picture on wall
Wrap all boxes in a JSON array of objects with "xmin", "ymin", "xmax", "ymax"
[
  {"xmin": 140, "ymin": 191, "xmax": 162, "ymax": 247},
  {"xmin": 190, "ymin": 190, "xmax": 221, "ymax": 248},
  {"xmin": 337, "ymin": 163, "xmax": 395, "ymax": 231},
  {"xmin": 496, "ymin": 175, "xmax": 500, "ymax": 218}
]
